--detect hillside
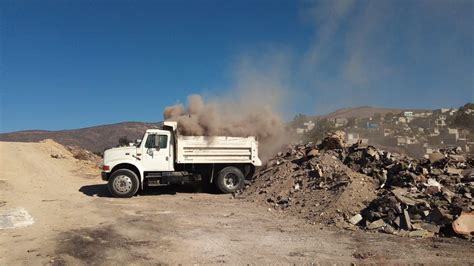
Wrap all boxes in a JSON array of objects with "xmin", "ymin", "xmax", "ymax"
[
  {"xmin": 0, "ymin": 122, "xmax": 158, "ymax": 153},
  {"xmin": 315, "ymin": 106, "xmax": 428, "ymax": 120}
]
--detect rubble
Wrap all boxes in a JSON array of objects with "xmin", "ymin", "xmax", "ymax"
[
  {"xmin": 452, "ymin": 212, "xmax": 474, "ymax": 236},
  {"xmin": 319, "ymin": 131, "xmax": 345, "ymax": 150},
  {"xmin": 239, "ymin": 132, "xmax": 473, "ymax": 239},
  {"xmin": 349, "ymin": 214, "xmax": 363, "ymax": 225},
  {"xmin": 238, "ymin": 141, "xmax": 378, "ymax": 226},
  {"xmin": 50, "ymin": 154, "xmax": 65, "ymax": 159}
]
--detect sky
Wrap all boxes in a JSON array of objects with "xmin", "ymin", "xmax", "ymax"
[{"xmin": 0, "ymin": 0, "xmax": 473, "ymax": 133}]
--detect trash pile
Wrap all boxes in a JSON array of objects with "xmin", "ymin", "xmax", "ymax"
[{"xmin": 240, "ymin": 132, "xmax": 474, "ymax": 238}]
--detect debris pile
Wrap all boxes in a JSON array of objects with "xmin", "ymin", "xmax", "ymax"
[
  {"xmin": 240, "ymin": 134, "xmax": 474, "ymax": 238},
  {"xmin": 239, "ymin": 142, "xmax": 378, "ymax": 227},
  {"xmin": 341, "ymin": 143, "xmax": 473, "ymax": 238}
]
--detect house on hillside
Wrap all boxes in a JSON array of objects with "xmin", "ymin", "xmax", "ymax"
[
  {"xmin": 383, "ymin": 128, "xmax": 393, "ymax": 137},
  {"xmin": 441, "ymin": 108, "xmax": 450, "ymax": 113},
  {"xmin": 413, "ymin": 111, "xmax": 432, "ymax": 118},
  {"xmin": 366, "ymin": 122, "xmax": 379, "ymax": 130},
  {"xmin": 435, "ymin": 115, "xmax": 447, "ymax": 127},
  {"xmin": 296, "ymin": 120, "xmax": 315, "ymax": 134},
  {"xmin": 303, "ymin": 121, "xmax": 315, "ymax": 131},
  {"xmin": 334, "ymin": 118, "xmax": 348, "ymax": 128},
  {"xmin": 346, "ymin": 132, "xmax": 368, "ymax": 145},
  {"xmin": 396, "ymin": 116, "xmax": 407, "ymax": 124},
  {"xmin": 448, "ymin": 109, "xmax": 458, "ymax": 116},
  {"xmin": 397, "ymin": 136, "xmax": 418, "ymax": 146},
  {"xmin": 447, "ymin": 128, "xmax": 459, "ymax": 140}
]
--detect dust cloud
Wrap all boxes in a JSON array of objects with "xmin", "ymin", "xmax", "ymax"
[{"xmin": 163, "ymin": 93, "xmax": 289, "ymax": 160}]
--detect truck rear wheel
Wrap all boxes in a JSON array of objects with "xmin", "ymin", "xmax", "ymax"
[
  {"xmin": 216, "ymin": 166, "xmax": 244, "ymax": 193},
  {"xmin": 108, "ymin": 169, "xmax": 139, "ymax": 198}
]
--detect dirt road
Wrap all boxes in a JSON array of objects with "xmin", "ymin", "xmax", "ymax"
[{"xmin": 0, "ymin": 140, "xmax": 472, "ymax": 265}]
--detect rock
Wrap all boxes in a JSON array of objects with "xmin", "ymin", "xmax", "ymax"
[
  {"xmin": 452, "ymin": 212, "xmax": 474, "ymax": 236},
  {"xmin": 366, "ymin": 146, "xmax": 380, "ymax": 160},
  {"xmin": 431, "ymin": 168, "xmax": 443, "ymax": 176},
  {"xmin": 382, "ymin": 224, "xmax": 397, "ymax": 235},
  {"xmin": 408, "ymin": 229, "xmax": 433, "ymax": 238},
  {"xmin": 422, "ymin": 167, "xmax": 429, "ymax": 175},
  {"xmin": 425, "ymin": 186, "xmax": 441, "ymax": 195},
  {"xmin": 377, "ymin": 169, "xmax": 387, "ymax": 188},
  {"xmin": 307, "ymin": 149, "xmax": 319, "ymax": 158},
  {"xmin": 461, "ymin": 168, "xmax": 474, "ymax": 179},
  {"xmin": 367, "ymin": 219, "xmax": 386, "ymax": 230},
  {"xmin": 429, "ymin": 152, "xmax": 445, "ymax": 163},
  {"xmin": 394, "ymin": 216, "xmax": 401, "ymax": 228},
  {"xmin": 277, "ymin": 196, "xmax": 289, "ymax": 205},
  {"xmin": 449, "ymin": 154, "xmax": 465, "ymax": 162},
  {"xmin": 446, "ymin": 167, "xmax": 463, "ymax": 175},
  {"xmin": 424, "ymin": 178, "xmax": 442, "ymax": 195},
  {"xmin": 426, "ymin": 208, "xmax": 453, "ymax": 225},
  {"xmin": 320, "ymin": 131, "xmax": 345, "ymax": 150},
  {"xmin": 442, "ymin": 188, "xmax": 455, "ymax": 203},
  {"xmin": 401, "ymin": 209, "xmax": 412, "ymax": 230},
  {"xmin": 294, "ymin": 183, "xmax": 301, "ymax": 191},
  {"xmin": 425, "ymin": 178, "xmax": 442, "ymax": 189},
  {"xmin": 392, "ymin": 188, "xmax": 416, "ymax": 206},
  {"xmin": 349, "ymin": 214, "xmax": 363, "ymax": 225},
  {"xmin": 419, "ymin": 222, "xmax": 440, "ymax": 234}
]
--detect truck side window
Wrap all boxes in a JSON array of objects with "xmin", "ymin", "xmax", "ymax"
[
  {"xmin": 158, "ymin": 135, "xmax": 168, "ymax": 149},
  {"xmin": 145, "ymin": 134, "xmax": 156, "ymax": 148}
]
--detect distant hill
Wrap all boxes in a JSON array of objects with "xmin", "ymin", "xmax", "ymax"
[
  {"xmin": 314, "ymin": 106, "xmax": 428, "ymax": 120},
  {"xmin": 0, "ymin": 106, "xmax": 435, "ymax": 154},
  {"xmin": 0, "ymin": 122, "xmax": 158, "ymax": 153}
]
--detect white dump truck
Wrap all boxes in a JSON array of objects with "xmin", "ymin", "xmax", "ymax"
[{"xmin": 101, "ymin": 121, "xmax": 262, "ymax": 197}]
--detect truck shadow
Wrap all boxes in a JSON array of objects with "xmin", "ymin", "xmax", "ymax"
[{"xmin": 79, "ymin": 184, "xmax": 216, "ymax": 198}]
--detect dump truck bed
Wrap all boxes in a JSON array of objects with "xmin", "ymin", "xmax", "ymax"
[{"xmin": 175, "ymin": 135, "xmax": 262, "ymax": 166}]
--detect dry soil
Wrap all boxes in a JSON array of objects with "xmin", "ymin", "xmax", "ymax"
[{"xmin": 0, "ymin": 140, "xmax": 472, "ymax": 265}]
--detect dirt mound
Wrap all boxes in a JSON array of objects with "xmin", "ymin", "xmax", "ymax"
[
  {"xmin": 239, "ymin": 143, "xmax": 378, "ymax": 227},
  {"xmin": 40, "ymin": 139, "xmax": 101, "ymax": 174}
]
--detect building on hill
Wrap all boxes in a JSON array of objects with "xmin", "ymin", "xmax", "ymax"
[
  {"xmin": 435, "ymin": 115, "xmax": 447, "ymax": 127},
  {"xmin": 366, "ymin": 122, "xmax": 379, "ymax": 129},
  {"xmin": 296, "ymin": 120, "xmax": 315, "ymax": 134},
  {"xmin": 334, "ymin": 118, "xmax": 348, "ymax": 128}
]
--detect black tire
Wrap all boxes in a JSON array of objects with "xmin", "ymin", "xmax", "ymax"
[
  {"xmin": 244, "ymin": 165, "xmax": 256, "ymax": 179},
  {"xmin": 107, "ymin": 169, "xmax": 140, "ymax": 198},
  {"xmin": 216, "ymin": 166, "xmax": 245, "ymax": 194}
]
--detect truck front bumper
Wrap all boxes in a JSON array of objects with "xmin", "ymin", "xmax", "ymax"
[{"xmin": 101, "ymin": 172, "xmax": 109, "ymax": 181}]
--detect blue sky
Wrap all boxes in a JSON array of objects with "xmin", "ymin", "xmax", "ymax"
[{"xmin": 0, "ymin": 0, "xmax": 473, "ymax": 132}]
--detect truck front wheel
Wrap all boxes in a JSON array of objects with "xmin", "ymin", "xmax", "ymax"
[
  {"xmin": 216, "ymin": 166, "xmax": 244, "ymax": 193},
  {"xmin": 108, "ymin": 169, "xmax": 139, "ymax": 198}
]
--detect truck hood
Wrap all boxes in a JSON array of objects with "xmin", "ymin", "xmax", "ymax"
[{"xmin": 103, "ymin": 146, "xmax": 137, "ymax": 164}]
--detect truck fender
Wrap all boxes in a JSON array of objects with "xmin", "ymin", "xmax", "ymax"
[{"xmin": 108, "ymin": 160, "xmax": 145, "ymax": 189}]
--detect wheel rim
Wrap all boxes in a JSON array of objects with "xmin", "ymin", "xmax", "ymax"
[
  {"xmin": 113, "ymin": 175, "xmax": 133, "ymax": 194},
  {"xmin": 223, "ymin": 173, "xmax": 239, "ymax": 190}
]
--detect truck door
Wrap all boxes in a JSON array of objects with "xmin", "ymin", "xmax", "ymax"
[{"xmin": 141, "ymin": 132, "xmax": 173, "ymax": 171}]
